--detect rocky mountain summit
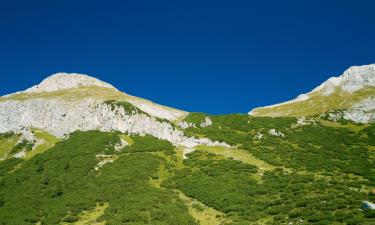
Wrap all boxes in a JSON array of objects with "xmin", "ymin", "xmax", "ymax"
[
  {"xmin": 23, "ymin": 73, "xmax": 118, "ymax": 93},
  {"xmin": 0, "ymin": 73, "xmax": 226, "ymax": 148},
  {"xmin": 249, "ymin": 64, "xmax": 375, "ymax": 123},
  {"xmin": 312, "ymin": 64, "xmax": 375, "ymax": 95}
]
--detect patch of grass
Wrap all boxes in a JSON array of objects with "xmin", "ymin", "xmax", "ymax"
[
  {"xmin": 195, "ymin": 145, "xmax": 276, "ymax": 172},
  {"xmin": 61, "ymin": 202, "xmax": 109, "ymax": 225},
  {"xmin": 24, "ymin": 129, "xmax": 59, "ymax": 160},
  {"xmin": 119, "ymin": 134, "xmax": 134, "ymax": 146},
  {"xmin": 250, "ymin": 86, "xmax": 375, "ymax": 117},
  {"xmin": 9, "ymin": 139, "xmax": 34, "ymax": 154},
  {"xmin": 104, "ymin": 100, "xmax": 147, "ymax": 115},
  {"xmin": 178, "ymin": 190, "xmax": 231, "ymax": 225},
  {"xmin": 183, "ymin": 112, "xmax": 209, "ymax": 126},
  {"xmin": 0, "ymin": 134, "xmax": 20, "ymax": 160},
  {"xmin": 0, "ymin": 132, "xmax": 15, "ymax": 139},
  {"xmin": 319, "ymin": 119, "xmax": 368, "ymax": 133}
]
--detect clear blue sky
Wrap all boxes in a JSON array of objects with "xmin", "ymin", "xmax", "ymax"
[{"xmin": 0, "ymin": 0, "xmax": 374, "ymax": 114}]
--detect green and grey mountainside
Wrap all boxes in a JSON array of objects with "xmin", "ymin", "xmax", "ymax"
[
  {"xmin": 0, "ymin": 73, "xmax": 227, "ymax": 148},
  {"xmin": 0, "ymin": 65, "xmax": 374, "ymax": 225},
  {"xmin": 249, "ymin": 64, "xmax": 375, "ymax": 123}
]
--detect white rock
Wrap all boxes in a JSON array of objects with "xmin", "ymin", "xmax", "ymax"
[
  {"xmin": 0, "ymin": 99, "xmax": 228, "ymax": 148},
  {"xmin": 343, "ymin": 97, "xmax": 375, "ymax": 123},
  {"xmin": 312, "ymin": 64, "xmax": 375, "ymax": 95},
  {"xmin": 126, "ymin": 98, "xmax": 186, "ymax": 122},
  {"xmin": 297, "ymin": 117, "xmax": 307, "ymax": 126},
  {"xmin": 328, "ymin": 111, "xmax": 343, "ymax": 122},
  {"xmin": 95, "ymin": 154, "xmax": 115, "ymax": 171},
  {"xmin": 254, "ymin": 132, "xmax": 264, "ymax": 140},
  {"xmin": 200, "ymin": 117, "xmax": 213, "ymax": 128},
  {"xmin": 14, "ymin": 150, "xmax": 26, "ymax": 159},
  {"xmin": 268, "ymin": 129, "xmax": 285, "ymax": 137},
  {"xmin": 326, "ymin": 97, "xmax": 375, "ymax": 124},
  {"xmin": 114, "ymin": 138, "xmax": 128, "ymax": 151},
  {"xmin": 15, "ymin": 127, "xmax": 36, "ymax": 142},
  {"xmin": 178, "ymin": 121, "xmax": 196, "ymax": 129}
]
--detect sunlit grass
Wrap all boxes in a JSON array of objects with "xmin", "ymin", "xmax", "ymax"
[
  {"xmin": 251, "ymin": 87, "xmax": 375, "ymax": 117},
  {"xmin": 61, "ymin": 202, "xmax": 109, "ymax": 225},
  {"xmin": 24, "ymin": 129, "xmax": 59, "ymax": 160},
  {"xmin": 177, "ymin": 190, "xmax": 231, "ymax": 225},
  {"xmin": 0, "ymin": 135, "xmax": 20, "ymax": 160},
  {"xmin": 319, "ymin": 119, "xmax": 369, "ymax": 133},
  {"xmin": 195, "ymin": 145, "xmax": 276, "ymax": 171}
]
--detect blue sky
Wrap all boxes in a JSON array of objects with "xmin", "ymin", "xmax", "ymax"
[{"xmin": 0, "ymin": 0, "xmax": 374, "ymax": 114}]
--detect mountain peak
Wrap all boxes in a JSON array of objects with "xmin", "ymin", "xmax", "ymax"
[
  {"xmin": 249, "ymin": 63, "xmax": 375, "ymax": 121},
  {"xmin": 313, "ymin": 64, "xmax": 375, "ymax": 95},
  {"xmin": 24, "ymin": 73, "xmax": 117, "ymax": 93}
]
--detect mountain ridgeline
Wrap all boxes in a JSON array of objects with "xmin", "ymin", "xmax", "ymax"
[{"xmin": 0, "ymin": 65, "xmax": 374, "ymax": 225}]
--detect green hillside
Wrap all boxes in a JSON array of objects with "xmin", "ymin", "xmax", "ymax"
[{"xmin": 0, "ymin": 115, "xmax": 374, "ymax": 225}]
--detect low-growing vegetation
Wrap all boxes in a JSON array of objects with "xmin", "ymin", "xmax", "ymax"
[
  {"xmin": 0, "ymin": 114, "xmax": 374, "ymax": 224},
  {"xmin": 0, "ymin": 131, "xmax": 196, "ymax": 225},
  {"xmin": 0, "ymin": 133, "xmax": 20, "ymax": 159}
]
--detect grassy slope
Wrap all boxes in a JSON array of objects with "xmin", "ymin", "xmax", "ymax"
[
  {"xmin": 250, "ymin": 87, "xmax": 375, "ymax": 117},
  {"xmin": 175, "ymin": 113, "xmax": 375, "ymax": 224},
  {"xmin": 0, "ymin": 135, "xmax": 20, "ymax": 159},
  {"xmin": 24, "ymin": 129, "xmax": 59, "ymax": 160},
  {"xmin": 195, "ymin": 145, "xmax": 275, "ymax": 171},
  {"xmin": 178, "ymin": 191, "xmax": 231, "ymax": 225},
  {"xmin": 0, "ymin": 115, "xmax": 374, "ymax": 224},
  {"xmin": 61, "ymin": 202, "xmax": 109, "ymax": 225},
  {"xmin": 0, "ymin": 129, "xmax": 58, "ymax": 170},
  {"xmin": 0, "ymin": 131, "xmax": 196, "ymax": 225}
]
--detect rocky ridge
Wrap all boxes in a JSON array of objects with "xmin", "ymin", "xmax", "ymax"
[
  {"xmin": 249, "ymin": 64, "xmax": 375, "ymax": 123},
  {"xmin": 0, "ymin": 73, "xmax": 227, "ymax": 148}
]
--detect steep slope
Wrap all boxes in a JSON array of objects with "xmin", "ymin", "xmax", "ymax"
[
  {"xmin": 0, "ymin": 73, "xmax": 226, "ymax": 148},
  {"xmin": 249, "ymin": 64, "xmax": 375, "ymax": 123}
]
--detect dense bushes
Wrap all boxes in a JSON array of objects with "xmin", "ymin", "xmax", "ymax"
[
  {"xmin": 168, "ymin": 117, "xmax": 375, "ymax": 224},
  {"xmin": 170, "ymin": 159, "xmax": 374, "ymax": 224},
  {"xmin": 0, "ymin": 117, "xmax": 374, "ymax": 224},
  {"xmin": 122, "ymin": 135, "xmax": 175, "ymax": 155},
  {"xmin": 182, "ymin": 113, "xmax": 296, "ymax": 146},
  {"xmin": 242, "ymin": 123, "xmax": 375, "ymax": 181},
  {"xmin": 0, "ymin": 132, "xmax": 14, "ymax": 139},
  {"xmin": 0, "ymin": 131, "xmax": 195, "ymax": 225}
]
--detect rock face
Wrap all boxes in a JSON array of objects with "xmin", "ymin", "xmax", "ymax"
[
  {"xmin": 268, "ymin": 129, "xmax": 285, "ymax": 137},
  {"xmin": 312, "ymin": 65, "xmax": 375, "ymax": 95},
  {"xmin": 200, "ymin": 117, "xmax": 213, "ymax": 128},
  {"xmin": 0, "ymin": 74, "xmax": 227, "ymax": 148},
  {"xmin": 328, "ymin": 96, "xmax": 375, "ymax": 123},
  {"xmin": 249, "ymin": 64, "xmax": 375, "ymax": 123}
]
